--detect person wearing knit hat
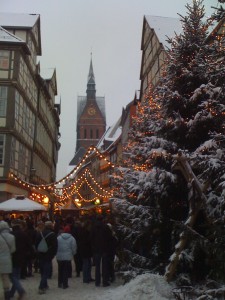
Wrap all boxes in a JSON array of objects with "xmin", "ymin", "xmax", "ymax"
[
  {"xmin": 63, "ymin": 225, "xmax": 71, "ymax": 233},
  {"xmin": 56, "ymin": 225, "xmax": 77, "ymax": 289},
  {"xmin": 0, "ymin": 221, "xmax": 16, "ymax": 300}
]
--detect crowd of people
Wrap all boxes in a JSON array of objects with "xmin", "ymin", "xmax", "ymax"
[{"xmin": 0, "ymin": 214, "xmax": 118, "ymax": 300}]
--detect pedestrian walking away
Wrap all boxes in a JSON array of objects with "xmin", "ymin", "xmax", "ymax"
[
  {"xmin": 9, "ymin": 219, "xmax": 27, "ymax": 300},
  {"xmin": 0, "ymin": 220, "xmax": 16, "ymax": 300},
  {"xmin": 71, "ymin": 219, "xmax": 83, "ymax": 277},
  {"xmin": 56, "ymin": 225, "xmax": 77, "ymax": 289},
  {"xmin": 79, "ymin": 219, "xmax": 94, "ymax": 284},
  {"xmin": 91, "ymin": 215, "xmax": 114, "ymax": 287},
  {"xmin": 35, "ymin": 220, "xmax": 57, "ymax": 295}
]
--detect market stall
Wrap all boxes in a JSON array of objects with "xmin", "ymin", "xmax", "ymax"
[{"xmin": 0, "ymin": 195, "xmax": 47, "ymax": 222}]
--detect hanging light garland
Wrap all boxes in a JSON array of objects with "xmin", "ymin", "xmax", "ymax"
[
  {"xmin": 9, "ymin": 145, "xmax": 115, "ymax": 205},
  {"xmin": 51, "ymin": 168, "xmax": 113, "ymax": 202},
  {"xmin": 9, "ymin": 145, "xmax": 114, "ymax": 190}
]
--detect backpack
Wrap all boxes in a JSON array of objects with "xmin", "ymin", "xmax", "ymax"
[{"xmin": 37, "ymin": 232, "xmax": 53, "ymax": 253}]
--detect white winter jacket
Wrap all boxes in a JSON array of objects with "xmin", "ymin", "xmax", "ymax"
[
  {"xmin": 0, "ymin": 221, "xmax": 15, "ymax": 274},
  {"xmin": 56, "ymin": 233, "xmax": 77, "ymax": 261}
]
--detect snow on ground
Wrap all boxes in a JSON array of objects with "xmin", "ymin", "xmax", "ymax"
[
  {"xmin": 102, "ymin": 273, "xmax": 175, "ymax": 300},
  {"xmin": 0, "ymin": 259, "xmax": 175, "ymax": 300}
]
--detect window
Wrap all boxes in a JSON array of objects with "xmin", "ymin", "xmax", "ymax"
[
  {"xmin": 18, "ymin": 143, "xmax": 25, "ymax": 173},
  {"xmin": 84, "ymin": 128, "xmax": 87, "ymax": 139},
  {"xmin": 90, "ymin": 129, "xmax": 93, "ymax": 139},
  {"xmin": 0, "ymin": 86, "xmax": 7, "ymax": 116},
  {"xmin": 14, "ymin": 90, "xmax": 35, "ymax": 145},
  {"xmin": 96, "ymin": 129, "xmax": 99, "ymax": 139},
  {"xmin": 0, "ymin": 51, "xmax": 9, "ymax": 69},
  {"xmin": 0, "ymin": 134, "xmax": 5, "ymax": 165}
]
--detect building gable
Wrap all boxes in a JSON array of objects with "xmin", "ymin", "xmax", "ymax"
[
  {"xmin": 140, "ymin": 15, "xmax": 182, "ymax": 98},
  {"xmin": 0, "ymin": 13, "xmax": 41, "ymax": 55}
]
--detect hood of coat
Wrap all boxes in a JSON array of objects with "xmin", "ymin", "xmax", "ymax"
[
  {"xmin": 0, "ymin": 220, "xmax": 10, "ymax": 233},
  {"xmin": 60, "ymin": 232, "xmax": 72, "ymax": 240}
]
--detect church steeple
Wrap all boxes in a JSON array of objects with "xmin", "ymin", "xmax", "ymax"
[
  {"xmin": 86, "ymin": 54, "xmax": 96, "ymax": 100},
  {"xmin": 69, "ymin": 55, "xmax": 106, "ymax": 166}
]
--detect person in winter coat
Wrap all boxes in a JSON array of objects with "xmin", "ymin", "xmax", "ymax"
[
  {"xmin": 18, "ymin": 219, "xmax": 35, "ymax": 279},
  {"xmin": 35, "ymin": 221, "xmax": 57, "ymax": 295},
  {"xmin": 71, "ymin": 219, "xmax": 83, "ymax": 277},
  {"xmin": 79, "ymin": 219, "xmax": 94, "ymax": 283},
  {"xmin": 24, "ymin": 218, "xmax": 36, "ymax": 277},
  {"xmin": 33, "ymin": 220, "xmax": 45, "ymax": 273},
  {"xmin": 56, "ymin": 225, "xmax": 77, "ymax": 289},
  {"xmin": 91, "ymin": 215, "xmax": 114, "ymax": 287},
  {"xmin": 0, "ymin": 220, "xmax": 16, "ymax": 300},
  {"xmin": 9, "ymin": 219, "xmax": 27, "ymax": 300}
]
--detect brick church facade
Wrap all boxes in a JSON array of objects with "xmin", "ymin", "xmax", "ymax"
[{"xmin": 69, "ymin": 57, "xmax": 106, "ymax": 166}]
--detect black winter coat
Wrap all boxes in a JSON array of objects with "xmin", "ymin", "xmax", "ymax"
[
  {"xmin": 79, "ymin": 227, "xmax": 92, "ymax": 259},
  {"xmin": 35, "ymin": 228, "xmax": 57, "ymax": 261},
  {"xmin": 11, "ymin": 225, "xmax": 33, "ymax": 268},
  {"xmin": 91, "ymin": 220, "xmax": 114, "ymax": 255}
]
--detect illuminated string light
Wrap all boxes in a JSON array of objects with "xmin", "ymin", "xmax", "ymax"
[{"xmin": 9, "ymin": 145, "xmax": 115, "ymax": 206}]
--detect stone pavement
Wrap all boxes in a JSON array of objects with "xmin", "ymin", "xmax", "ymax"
[{"xmin": 3, "ymin": 258, "xmax": 122, "ymax": 300}]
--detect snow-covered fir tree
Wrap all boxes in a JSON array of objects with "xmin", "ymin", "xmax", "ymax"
[
  {"xmin": 158, "ymin": 0, "xmax": 225, "ymax": 284},
  {"xmin": 112, "ymin": 0, "xmax": 225, "ymax": 289},
  {"xmin": 211, "ymin": 0, "xmax": 225, "ymax": 21},
  {"xmin": 112, "ymin": 91, "xmax": 190, "ymax": 274}
]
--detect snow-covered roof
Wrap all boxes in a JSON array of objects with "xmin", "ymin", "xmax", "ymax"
[
  {"xmin": 40, "ymin": 68, "xmax": 55, "ymax": 80},
  {"xmin": 69, "ymin": 147, "xmax": 86, "ymax": 166},
  {"xmin": 0, "ymin": 12, "xmax": 40, "ymax": 28},
  {"xmin": 0, "ymin": 26, "xmax": 25, "ymax": 43},
  {"xmin": 0, "ymin": 26, "xmax": 30, "ymax": 54},
  {"xmin": 107, "ymin": 117, "xmax": 122, "ymax": 140},
  {"xmin": 97, "ymin": 117, "xmax": 122, "ymax": 150},
  {"xmin": 0, "ymin": 196, "xmax": 46, "ymax": 211},
  {"xmin": 60, "ymin": 198, "xmax": 79, "ymax": 210},
  {"xmin": 145, "ymin": 15, "xmax": 182, "ymax": 48}
]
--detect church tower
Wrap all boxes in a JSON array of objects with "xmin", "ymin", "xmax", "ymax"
[{"xmin": 69, "ymin": 56, "xmax": 106, "ymax": 166}]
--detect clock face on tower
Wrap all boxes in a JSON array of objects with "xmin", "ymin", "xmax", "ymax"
[{"xmin": 88, "ymin": 107, "xmax": 96, "ymax": 115}]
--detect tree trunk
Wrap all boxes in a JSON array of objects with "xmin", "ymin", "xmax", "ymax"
[{"xmin": 165, "ymin": 151, "xmax": 207, "ymax": 282}]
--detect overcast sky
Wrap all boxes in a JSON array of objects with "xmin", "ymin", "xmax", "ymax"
[{"xmin": 1, "ymin": 0, "xmax": 217, "ymax": 180}]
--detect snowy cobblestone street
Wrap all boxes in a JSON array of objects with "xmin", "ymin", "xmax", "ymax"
[
  {"xmin": 3, "ymin": 259, "xmax": 123, "ymax": 300},
  {"xmin": 0, "ymin": 258, "xmax": 175, "ymax": 300}
]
